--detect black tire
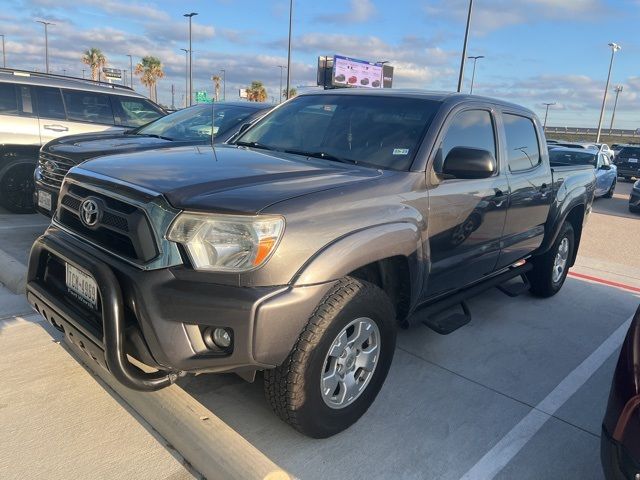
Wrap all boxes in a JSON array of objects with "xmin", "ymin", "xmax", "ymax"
[
  {"xmin": 264, "ymin": 277, "xmax": 396, "ymax": 438},
  {"xmin": 603, "ymin": 178, "xmax": 616, "ymax": 198},
  {"xmin": 630, "ymin": 205, "xmax": 640, "ymax": 214},
  {"xmin": 0, "ymin": 160, "xmax": 36, "ymax": 213},
  {"xmin": 527, "ymin": 222, "xmax": 574, "ymax": 298}
]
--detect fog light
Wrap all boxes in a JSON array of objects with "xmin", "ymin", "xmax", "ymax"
[{"xmin": 212, "ymin": 328, "xmax": 232, "ymax": 349}]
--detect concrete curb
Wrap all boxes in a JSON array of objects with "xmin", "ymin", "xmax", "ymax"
[{"xmin": 0, "ymin": 247, "xmax": 27, "ymax": 294}]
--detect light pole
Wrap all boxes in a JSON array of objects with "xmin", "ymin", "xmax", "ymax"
[
  {"xmin": 180, "ymin": 48, "xmax": 189, "ymax": 108},
  {"xmin": 609, "ymin": 85, "xmax": 623, "ymax": 134},
  {"xmin": 285, "ymin": 0, "xmax": 293, "ymax": 100},
  {"xmin": 82, "ymin": 69, "xmax": 85, "ymax": 79},
  {"xmin": 277, "ymin": 65, "xmax": 286, "ymax": 103},
  {"xmin": 543, "ymin": 102, "xmax": 556, "ymax": 129},
  {"xmin": 0, "ymin": 34, "xmax": 5, "ymax": 68},
  {"xmin": 126, "ymin": 54, "xmax": 133, "ymax": 88},
  {"xmin": 457, "ymin": 0, "xmax": 474, "ymax": 92},
  {"xmin": 596, "ymin": 42, "xmax": 621, "ymax": 143},
  {"xmin": 220, "ymin": 69, "xmax": 226, "ymax": 101},
  {"xmin": 36, "ymin": 20, "xmax": 54, "ymax": 73},
  {"xmin": 184, "ymin": 12, "xmax": 198, "ymax": 106},
  {"xmin": 467, "ymin": 55, "xmax": 484, "ymax": 94},
  {"xmin": 123, "ymin": 69, "xmax": 127, "ymax": 86}
]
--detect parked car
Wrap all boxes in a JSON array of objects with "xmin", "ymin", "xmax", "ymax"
[
  {"xmin": 552, "ymin": 141, "xmax": 614, "ymax": 159},
  {"xmin": 34, "ymin": 102, "xmax": 271, "ymax": 217},
  {"xmin": 611, "ymin": 143, "xmax": 627, "ymax": 158},
  {"xmin": 614, "ymin": 146, "xmax": 640, "ymax": 181},
  {"xmin": 0, "ymin": 68, "xmax": 165, "ymax": 213},
  {"xmin": 26, "ymin": 90, "xmax": 596, "ymax": 438},
  {"xmin": 629, "ymin": 180, "xmax": 640, "ymax": 213},
  {"xmin": 601, "ymin": 305, "xmax": 640, "ymax": 479},
  {"xmin": 549, "ymin": 147, "xmax": 617, "ymax": 198}
]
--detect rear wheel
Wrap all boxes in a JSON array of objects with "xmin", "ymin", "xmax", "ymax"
[
  {"xmin": 0, "ymin": 160, "xmax": 36, "ymax": 213},
  {"xmin": 264, "ymin": 277, "xmax": 396, "ymax": 438},
  {"xmin": 527, "ymin": 221, "xmax": 574, "ymax": 298},
  {"xmin": 603, "ymin": 178, "xmax": 616, "ymax": 198}
]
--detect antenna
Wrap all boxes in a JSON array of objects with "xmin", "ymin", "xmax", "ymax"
[{"xmin": 211, "ymin": 93, "xmax": 218, "ymax": 162}]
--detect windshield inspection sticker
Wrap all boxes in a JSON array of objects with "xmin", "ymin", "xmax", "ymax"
[{"xmin": 393, "ymin": 148, "xmax": 410, "ymax": 155}]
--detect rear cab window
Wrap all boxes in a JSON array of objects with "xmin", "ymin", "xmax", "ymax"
[
  {"xmin": 617, "ymin": 147, "xmax": 640, "ymax": 159},
  {"xmin": 503, "ymin": 113, "xmax": 542, "ymax": 172}
]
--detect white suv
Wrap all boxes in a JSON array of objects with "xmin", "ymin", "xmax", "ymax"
[{"xmin": 0, "ymin": 68, "xmax": 165, "ymax": 213}]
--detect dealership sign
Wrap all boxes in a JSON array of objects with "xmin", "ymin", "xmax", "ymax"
[
  {"xmin": 317, "ymin": 55, "xmax": 394, "ymax": 90},
  {"xmin": 102, "ymin": 67, "xmax": 122, "ymax": 80}
]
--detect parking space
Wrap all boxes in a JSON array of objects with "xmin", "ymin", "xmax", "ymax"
[{"xmin": 0, "ymin": 181, "xmax": 638, "ymax": 479}]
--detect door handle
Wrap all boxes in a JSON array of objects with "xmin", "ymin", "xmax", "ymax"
[{"xmin": 44, "ymin": 124, "xmax": 69, "ymax": 132}]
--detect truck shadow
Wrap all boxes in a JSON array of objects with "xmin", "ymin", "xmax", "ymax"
[{"xmin": 177, "ymin": 278, "xmax": 639, "ymax": 480}]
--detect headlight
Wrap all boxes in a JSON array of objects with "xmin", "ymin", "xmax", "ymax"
[{"xmin": 167, "ymin": 213, "xmax": 284, "ymax": 272}]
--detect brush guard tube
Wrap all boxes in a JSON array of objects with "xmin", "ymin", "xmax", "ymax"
[{"xmin": 26, "ymin": 234, "xmax": 180, "ymax": 391}]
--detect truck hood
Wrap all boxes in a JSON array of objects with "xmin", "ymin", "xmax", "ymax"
[
  {"xmin": 45, "ymin": 131, "xmax": 197, "ymax": 164},
  {"xmin": 77, "ymin": 145, "xmax": 384, "ymax": 213}
]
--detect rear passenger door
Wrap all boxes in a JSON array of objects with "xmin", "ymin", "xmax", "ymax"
[
  {"xmin": 0, "ymin": 82, "xmax": 40, "ymax": 145},
  {"xmin": 496, "ymin": 111, "xmax": 553, "ymax": 269},
  {"xmin": 424, "ymin": 107, "xmax": 510, "ymax": 298}
]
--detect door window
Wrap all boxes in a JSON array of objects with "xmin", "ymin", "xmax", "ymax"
[
  {"xmin": 112, "ymin": 96, "xmax": 164, "ymax": 127},
  {"xmin": 503, "ymin": 114, "xmax": 541, "ymax": 172},
  {"xmin": 435, "ymin": 109, "xmax": 496, "ymax": 173},
  {"xmin": 18, "ymin": 86, "xmax": 35, "ymax": 115},
  {"xmin": 0, "ymin": 83, "xmax": 18, "ymax": 115},
  {"xmin": 62, "ymin": 89, "xmax": 114, "ymax": 125},
  {"xmin": 34, "ymin": 86, "xmax": 66, "ymax": 119}
]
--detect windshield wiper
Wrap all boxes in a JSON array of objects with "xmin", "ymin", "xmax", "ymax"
[
  {"xmin": 143, "ymin": 134, "xmax": 174, "ymax": 141},
  {"xmin": 235, "ymin": 141, "xmax": 277, "ymax": 151},
  {"xmin": 284, "ymin": 149, "xmax": 356, "ymax": 165}
]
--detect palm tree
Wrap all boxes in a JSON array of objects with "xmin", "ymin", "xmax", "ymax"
[
  {"xmin": 82, "ymin": 48, "xmax": 107, "ymax": 82},
  {"xmin": 135, "ymin": 56, "xmax": 164, "ymax": 102},
  {"xmin": 246, "ymin": 81, "xmax": 267, "ymax": 102},
  {"xmin": 283, "ymin": 87, "xmax": 297, "ymax": 100},
  {"xmin": 212, "ymin": 75, "xmax": 221, "ymax": 102}
]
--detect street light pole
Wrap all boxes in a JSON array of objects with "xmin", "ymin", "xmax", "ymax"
[
  {"xmin": 36, "ymin": 21, "xmax": 54, "ymax": 73},
  {"xmin": 126, "ymin": 54, "xmax": 133, "ymax": 88},
  {"xmin": 277, "ymin": 65, "xmax": 286, "ymax": 103},
  {"xmin": 285, "ymin": 0, "xmax": 293, "ymax": 100},
  {"xmin": 220, "ymin": 69, "xmax": 226, "ymax": 101},
  {"xmin": 596, "ymin": 42, "xmax": 621, "ymax": 143},
  {"xmin": 543, "ymin": 102, "xmax": 556, "ymax": 129},
  {"xmin": 180, "ymin": 48, "xmax": 189, "ymax": 108},
  {"xmin": 184, "ymin": 12, "xmax": 198, "ymax": 107},
  {"xmin": 468, "ymin": 55, "xmax": 484, "ymax": 94},
  {"xmin": 609, "ymin": 85, "xmax": 623, "ymax": 134},
  {"xmin": 0, "ymin": 35, "xmax": 5, "ymax": 68},
  {"xmin": 457, "ymin": 0, "xmax": 474, "ymax": 93}
]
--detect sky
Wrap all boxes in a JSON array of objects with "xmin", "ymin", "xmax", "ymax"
[{"xmin": 1, "ymin": 0, "xmax": 640, "ymax": 128}]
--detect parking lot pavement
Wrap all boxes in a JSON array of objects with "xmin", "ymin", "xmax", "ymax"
[
  {"xmin": 0, "ymin": 181, "xmax": 638, "ymax": 480},
  {"xmin": 0, "ymin": 208, "xmax": 49, "ymax": 265}
]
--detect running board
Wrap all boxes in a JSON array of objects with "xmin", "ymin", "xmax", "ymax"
[
  {"xmin": 421, "ymin": 301, "xmax": 471, "ymax": 335},
  {"xmin": 496, "ymin": 274, "xmax": 531, "ymax": 297}
]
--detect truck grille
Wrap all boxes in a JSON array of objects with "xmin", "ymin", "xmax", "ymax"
[
  {"xmin": 56, "ymin": 183, "xmax": 159, "ymax": 263},
  {"xmin": 38, "ymin": 152, "xmax": 76, "ymax": 189}
]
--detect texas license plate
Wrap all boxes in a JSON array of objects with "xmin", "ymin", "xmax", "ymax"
[
  {"xmin": 628, "ymin": 158, "xmax": 638, "ymax": 163},
  {"xmin": 37, "ymin": 190, "xmax": 52, "ymax": 211},
  {"xmin": 65, "ymin": 263, "xmax": 98, "ymax": 310}
]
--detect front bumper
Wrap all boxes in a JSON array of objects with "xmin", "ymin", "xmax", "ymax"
[
  {"xmin": 26, "ymin": 227, "xmax": 334, "ymax": 391},
  {"xmin": 617, "ymin": 166, "xmax": 640, "ymax": 179},
  {"xmin": 601, "ymin": 425, "xmax": 640, "ymax": 480},
  {"xmin": 630, "ymin": 188, "xmax": 640, "ymax": 212}
]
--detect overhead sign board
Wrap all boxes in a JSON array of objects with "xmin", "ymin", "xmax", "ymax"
[
  {"xmin": 195, "ymin": 91, "xmax": 212, "ymax": 103},
  {"xmin": 102, "ymin": 67, "xmax": 122, "ymax": 80},
  {"xmin": 332, "ymin": 55, "xmax": 383, "ymax": 89}
]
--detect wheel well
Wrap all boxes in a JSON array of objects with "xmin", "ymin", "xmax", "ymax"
[
  {"xmin": 349, "ymin": 256, "xmax": 411, "ymax": 322},
  {"xmin": 565, "ymin": 205, "xmax": 584, "ymax": 267}
]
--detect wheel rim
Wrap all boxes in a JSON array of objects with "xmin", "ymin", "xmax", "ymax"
[
  {"xmin": 1, "ymin": 164, "xmax": 35, "ymax": 211},
  {"xmin": 320, "ymin": 317, "xmax": 381, "ymax": 409},
  {"xmin": 552, "ymin": 237, "xmax": 569, "ymax": 284}
]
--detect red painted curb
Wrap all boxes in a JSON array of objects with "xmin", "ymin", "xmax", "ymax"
[{"xmin": 568, "ymin": 271, "xmax": 640, "ymax": 294}]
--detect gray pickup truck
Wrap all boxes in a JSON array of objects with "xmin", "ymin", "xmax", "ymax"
[{"xmin": 26, "ymin": 90, "xmax": 596, "ymax": 438}]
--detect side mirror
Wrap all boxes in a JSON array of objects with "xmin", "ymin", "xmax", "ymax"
[
  {"xmin": 442, "ymin": 147, "xmax": 496, "ymax": 179},
  {"xmin": 599, "ymin": 164, "xmax": 611, "ymax": 170}
]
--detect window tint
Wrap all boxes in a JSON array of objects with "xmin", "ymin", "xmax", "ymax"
[
  {"xmin": 112, "ymin": 96, "xmax": 163, "ymax": 127},
  {"xmin": 549, "ymin": 150, "xmax": 596, "ymax": 167},
  {"xmin": 62, "ymin": 89, "xmax": 114, "ymax": 124},
  {"xmin": 18, "ymin": 86, "xmax": 34, "ymax": 115},
  {"xmin": 503, "ymin": 114, "xmax": 541, "ymax": 172},
  {"xmin": 0, "ymin": 83, "xmax": 18, "ymax": 114},
  {"xmin": 35, "ymin": 87, "xmax": 66, "ymax": 119},
  {"xmin": 435, "ymin": 109, "xmax": 496, "ymax": 173},
  {"xmin": 618, "ymin": 147, "xmax": 640, "ymax": 158}
]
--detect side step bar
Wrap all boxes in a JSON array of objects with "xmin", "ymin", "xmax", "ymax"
[{"xmin": 407, "ymin": 262, "xmax": 533, "ymax": 333}]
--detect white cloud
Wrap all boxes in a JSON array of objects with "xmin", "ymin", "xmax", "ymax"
[{"xmin": 316, "ymin": 0, "xmax": 376, "ymax": 24}]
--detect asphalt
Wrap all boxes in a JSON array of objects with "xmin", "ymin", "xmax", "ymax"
[{"xmin": 0, "ymin": 179, "xmax": 639, "ymax": 480}]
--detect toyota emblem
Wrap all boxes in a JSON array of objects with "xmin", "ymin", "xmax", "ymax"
[
  {"xmin": 80, "ymin": 198, "xmax": 101, "ymax": 227},
  {"xmin": 44, "ymin": 160, "xmax": 58, "ymax": 172}
]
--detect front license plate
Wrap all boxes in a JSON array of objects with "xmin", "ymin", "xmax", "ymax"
[
  {"xmin": 37, "ymin": 190, "xmax": 52, "ymax": 211},
  {"xmin": 65, "ymin": 263, "xmax": 98, "ymax": 310},
  {"xmin": 628, "ymin": 158, "xmax": 638, "ymax": 163}
]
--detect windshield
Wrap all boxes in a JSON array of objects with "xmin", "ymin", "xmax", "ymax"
[
  {"xmin": 138, "ymin": 104, "xmax": 262, "ymax": 141},
  {"xmin": 549, "ymin": 149, "xmax": 597, "ymax": 167},
  {"xmin": 235, "ymin": 94, "xmax": 441, "ymax": 170}
]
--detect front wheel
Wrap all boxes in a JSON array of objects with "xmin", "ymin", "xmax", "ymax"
[
  {"xmin": 527, "ymin": 221, "xmax": 575, "ymax": 298},
  {"xmin": 0, "ymin": 160, "xmax": 36, "ymax": 213},
  {"xmin": 264, "ymin": 277, "xmax": 396, "ymax": 438},
  {"xmin": 603, "ymin": 178, "xmax": 616, "ymax": 198}
]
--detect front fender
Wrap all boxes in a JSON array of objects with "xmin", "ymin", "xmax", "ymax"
[{"xmin": 293, "ymin": 222, "xmax": 423, "ymax": 287}]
